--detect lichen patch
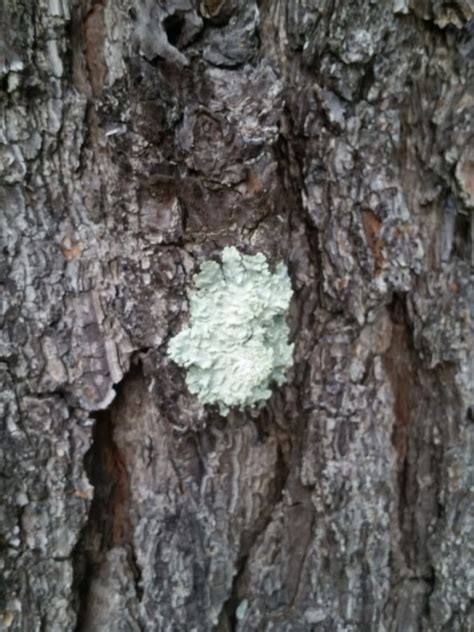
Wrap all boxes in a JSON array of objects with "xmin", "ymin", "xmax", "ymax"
[{"xmin": 168, "ymin": 247, "xmax": 294, "ymax": 415}]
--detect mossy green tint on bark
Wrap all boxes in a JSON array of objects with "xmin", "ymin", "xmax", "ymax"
[{"xmin": 168, "ymin": 247, "xmax": 294, "ymax": 415}]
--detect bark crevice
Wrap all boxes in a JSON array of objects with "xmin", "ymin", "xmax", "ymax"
[
  {"xmin": 217, "ymin": 423, "xmax": 292, "ymax": 632},
  {"xmin": 71, "ymin": 363, "xmax": 143, "ymax": 631}
]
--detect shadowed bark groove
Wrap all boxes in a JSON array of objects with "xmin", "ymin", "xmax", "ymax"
[
  {"xmin": 72, "ymin": 364, "xmax": 143, "ymax": 631},
  {"xmin": 217, "ymin": 422, "xmax": 292, "ymax": 631}
]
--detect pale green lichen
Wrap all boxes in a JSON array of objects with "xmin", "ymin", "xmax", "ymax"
[{"xmin": 168, "ymin": 246, "xmax": 294, "ymax": 415}]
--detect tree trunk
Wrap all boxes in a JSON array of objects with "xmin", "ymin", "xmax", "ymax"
[{"xmin": 1, "ymin": 1, "xmax": 472, "ymax": 630}]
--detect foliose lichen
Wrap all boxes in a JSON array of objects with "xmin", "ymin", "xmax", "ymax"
[{"xmin": 168, "ymin": 246, "xmax": 294, "ymax": 415}]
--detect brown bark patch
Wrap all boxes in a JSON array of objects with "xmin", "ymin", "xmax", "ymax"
[
  {"xmin": 457, "ymin": 158, "xmax": 474, "ymax": 205},
  {"xmin": 83, "ymin": 2, "xmax": 108, "ymax": 97},
  {"xmin": 59, "ymin": 236, "xmax": 83, "ymax": 260},
  {"xmin": 383, "ymin": 295, "xmax": 418, "ymax": 463},
  {"xmin": 362, "ymin": 209, "xmax": 384, "ymax": 274}
]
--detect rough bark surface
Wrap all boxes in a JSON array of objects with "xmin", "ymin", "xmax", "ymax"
[{"xmin": 1, "ymin": 0, "xmax": 472, "ymax": 631}]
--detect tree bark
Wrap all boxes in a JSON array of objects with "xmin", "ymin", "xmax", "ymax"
[{"xmin": 1, "ymin": 1, "xmax": 472, "ymax": 631}]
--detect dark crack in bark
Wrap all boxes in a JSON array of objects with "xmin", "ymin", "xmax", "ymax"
[
  {"xmin": 72, "ymin": 364, "xmax": 143, "ymax": 631},
  {"xmin": 383, "ymin": 294, "xmax": 445, "ymax": 626}
]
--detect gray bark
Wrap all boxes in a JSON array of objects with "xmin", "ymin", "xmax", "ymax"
[{"xmin": 1, "ymin": 0, "xmax": 473, "ymax": 631}]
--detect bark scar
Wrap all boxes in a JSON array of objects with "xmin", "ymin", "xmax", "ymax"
[{"xmin": 362, "ymin": 209, "xmax": 384, "ymax": 274}]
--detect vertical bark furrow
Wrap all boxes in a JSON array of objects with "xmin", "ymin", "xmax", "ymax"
[{"xmin": 72, "ymin": 366, "xmax": 142, "ymax": 632}]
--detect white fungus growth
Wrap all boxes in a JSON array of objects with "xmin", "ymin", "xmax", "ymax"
[{"xmin": 168, "ymin": 246, "xmax": 294, "ymax": 414}]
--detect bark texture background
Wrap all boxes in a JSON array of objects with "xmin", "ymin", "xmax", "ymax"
[{"xmin": 1, "ymin": 0, "xmax": 473, "ymax": 630}]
